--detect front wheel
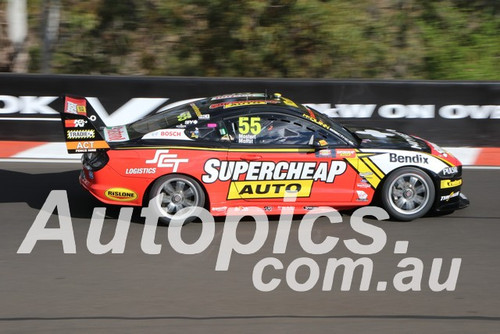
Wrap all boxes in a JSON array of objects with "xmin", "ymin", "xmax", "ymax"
[
  {"xmin": 149, "ymin": 174, "xmax": 206, "ymax": 224},
  {"xmin": 381, "ymin": 167, "xmax": 435, "ymax": 221}
]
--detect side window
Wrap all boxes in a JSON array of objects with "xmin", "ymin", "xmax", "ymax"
[
  {"xmin": 185, "ymin": 121, "xmax": 231, "ymax": 142},
  {"xmin": 226, "ymin": 114, "xmax": 315, "ymax": 146},
  {"xmin": 314, "ymin": 129, "xmax": 345, "ymax": 147}
]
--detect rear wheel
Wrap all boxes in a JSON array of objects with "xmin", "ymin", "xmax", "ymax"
[
  {"xmin": 149, "ymin": 174, "xmax": 205, "ymax": 224},
  {"xmin": 381, "ymin": 167, "xmax": 435, "ymax": 221}
]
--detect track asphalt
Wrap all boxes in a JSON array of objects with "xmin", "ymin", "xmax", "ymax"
[{"xmin": 0, "ymin": 162, "xmax": 499, "ymax": 333}]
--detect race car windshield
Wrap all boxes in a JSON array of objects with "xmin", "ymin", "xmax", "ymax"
[
  {"xmin": 302, "ymin": 105, "xmax": 358, "ymax": 145},
  {"xmin": 126, "ymin": 103, "xmax": 196, "ymax": 139}
]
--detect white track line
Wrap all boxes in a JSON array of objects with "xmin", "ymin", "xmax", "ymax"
[
  {"xmin": 12, "ymin": 142, "xmax": 81, "ymax": 160},
  {"xmin": 0, "ymin": 117, "xmax": 60, "ymax": 121},
  {"xmin": 463, "ymin": 166, "xmax": 500, "ymax": 170}
]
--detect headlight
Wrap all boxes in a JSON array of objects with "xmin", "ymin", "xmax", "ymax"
[{"xmin": 428, "ymin": 141, "xmax": 448, "ymax": 157}]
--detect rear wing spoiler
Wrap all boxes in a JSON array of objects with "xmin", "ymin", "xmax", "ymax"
[{"xmin": 60, "ymin": 96, "xmax": 110, "ymax": 153}]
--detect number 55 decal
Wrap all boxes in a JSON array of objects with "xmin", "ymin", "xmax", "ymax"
[{"xmin": 239, "ymin": 117, "xmax": 261, "ymax": 135}]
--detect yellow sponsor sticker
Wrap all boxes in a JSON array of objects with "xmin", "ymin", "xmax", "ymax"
[
  {"xmin": 440, "ymin": 179, "xmax": 462, "ymax": 189},
  {"xmin": 281, "ymin": 97, "xmax": 298, "ymax": 107},
  {"xmin": 77, "ymin": 105, "xmax": 86, "ymax": 114},
  {"xmin": 228, "ymin": 180, "xmax": 313, "ymax": 200},
  {"xmin": 105, "ymin": 188, "xmax": 138, "ymax": 201}
]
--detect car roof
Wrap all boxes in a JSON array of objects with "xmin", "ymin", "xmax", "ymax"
[{"xmin": 193, "ymin": 92, "xmax": 306, "ymax": 116}]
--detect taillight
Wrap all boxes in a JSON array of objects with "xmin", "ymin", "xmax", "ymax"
[{"xmin": 82, "ymin": 151, "xmax": 109, "ymax": 171}]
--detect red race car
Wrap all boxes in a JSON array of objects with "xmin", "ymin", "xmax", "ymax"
[{"xmin": 60, "ymin": 92, "xmax": 468, "ymax": 223}]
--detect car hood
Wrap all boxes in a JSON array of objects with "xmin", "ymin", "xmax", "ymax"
[{"xmin": 346, "ymin": 126, "xmax": 431, "ymax": 152}]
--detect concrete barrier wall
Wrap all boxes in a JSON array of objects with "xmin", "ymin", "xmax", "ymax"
[{"xmin": 0, "ymin": 74, "xmax": 498, "ymax": 147}]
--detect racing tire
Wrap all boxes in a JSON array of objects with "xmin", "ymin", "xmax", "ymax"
[
  {"xmin": 381, "ymin": 167, "xmax": 435, "ymax": 221},
  {"xmin": 149, "ymin": 174, "xmax": 206, "ymax": 225}
]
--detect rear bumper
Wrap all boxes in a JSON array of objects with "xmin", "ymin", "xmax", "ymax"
[{"xmin": 79, "ymin": 168, "xmax": 144, "ymax": 206}]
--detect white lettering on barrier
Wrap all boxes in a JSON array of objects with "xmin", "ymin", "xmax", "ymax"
[
  {"xmin": 0, "ymin": 95, "xmax": 58, "ymax": 114},
  {"xmin": 306, "ymin": 103, "xmax": 500, "ymax": 119}
]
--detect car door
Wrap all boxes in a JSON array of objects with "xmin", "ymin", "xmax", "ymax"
[{"xmin": 223, "ymin": 110, "xmax": 358, "ymax": 207}]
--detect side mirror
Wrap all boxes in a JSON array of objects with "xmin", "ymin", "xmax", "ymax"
[{"xmin": 315, "ymin": 139, "xmax": 329, "ymax": 149}]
